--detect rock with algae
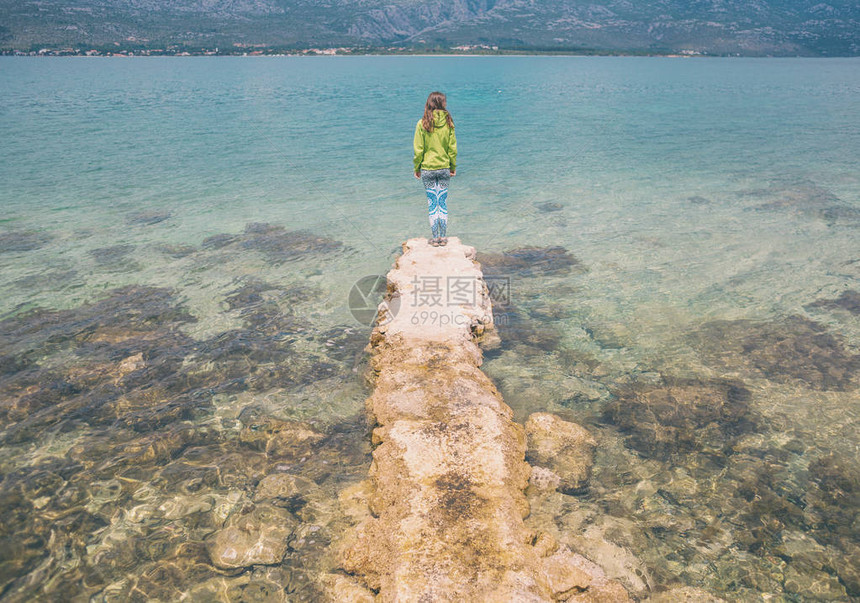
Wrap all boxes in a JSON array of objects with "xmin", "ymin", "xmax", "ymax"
[{"xmin": 328, "ymin": 237, "xmax": 629, "ymax": 602}]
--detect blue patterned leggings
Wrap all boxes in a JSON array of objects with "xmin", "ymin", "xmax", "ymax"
[{"xmin": 420, "ymin": 168, "xmax": 450, "ymax": 238}]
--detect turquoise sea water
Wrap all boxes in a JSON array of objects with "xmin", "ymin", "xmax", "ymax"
[{"xmin": 1, "ymin": 56, "xmax": 859, "ymax": 600}]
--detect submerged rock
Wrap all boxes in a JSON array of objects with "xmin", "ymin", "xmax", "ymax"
[
  {"xmin": 783, "ymin": 563, "xmax": 848, "ymax": 600},
  {"xmin": 13, "ymin": 268, "xmax": 78, "ymax": 290},
  {"xmin": 238, "ymin": 409, "xmax": 324, "ymax": 460},
  {"xmin": 476, "ymin": 246, "xmax": 585, "ymax": 356},
  {"xmin": 0, "ymin": 285, "xmax": 195, "ymax": 359},
  {"xmin": 127, "ymin": 210, "xmax": 172, "ymax": 226},
  {"xmin": 156, "ymin": 243, "xmax": 196, "ymax": 258},
  {"xmin": 206, "ymin": 504, "xmax": 296, "ymax": 570},
  {"xmin": 201, "ymin": 222, "xmax": 343, "ymax": 264},
  {"xmin": 649, "ymin": 586, "xmax": 726, "ymax": 602},
  {"xmin": 535, "ymin": 201, "xmax": 563, "ymax": 213},
  {"xmin": 689, "ymin": 314, "xmax": 860, "ymax": 391},
  {"xmin": 0, "ymin": 229, "xmax": 50, "ymax": 253},
  {"xmin": 254, "ymin": 473, "xmax": 318, "ymax": 503},
  {"xmin": 805, "ymin": 289, "xmax": 860, "ymax": 315},
  {"xmin": 687, "ymin": 195, "xmax": 711, "ymax": 205},
  {"xmin": 318, "ymin": 325, "xmax": 370, "ymax": 365},
  {"xmin": 323, "ymin": 574, "xmax": 376, "ymax": 602},
  {"xmin": 582, "ymin": 319, "xmax": 632, "ymax": 350},
  {"xmin": 223, "ymin": 277, "xmax": 316, "ymax": 312},
  {"xmin": 525, "ymin": 412, "xmax": 597, "ymax": 494},
  {"xmin": 186, "ymin": 574, "xmax": 289, "ymax": 602},
  {"xmin": 0, "ymin": 285, "xmax": 201, "ymax": 440},
  {"xmin": 200, "ymin": 232, "xmax": 237, "ymax": 250},
  {"xmin": 806, "ymin": 453, "xmax": 860, "ymax": 548},
  {"xmin": 492, "ymin": 304, "xmax": 564, "ymax": 353},
  {"xmin": 222, "ymin": 277, "xmax": 317, "ymax": 336},
  {"xmin": 741, "ymin": 180, "xmax": 860, "ymax": 225},
  {"xmin": 0, "ymin": 277, "xmax": 362, "ymax": 599},
  {"xmin": 478, "ymin": 245, "xmax": 587, "ymax": 278},
  {"xmin": 529, "ymin": 466, "xmax": 563, "ymax": 494},
  {"xmin": 89, "ymin": 244, "xmax": 137, "ymax": 268},
  {"xmin": 603, "ymin": 375, "xmax": 755, "ymax": 461},
  {"xmin": 181, "ymin": 276, "xmax": 331, "ymax": 393},
  {"xmin": 223, "ymin": 278, "xmax": 276, "ymax": 310}
]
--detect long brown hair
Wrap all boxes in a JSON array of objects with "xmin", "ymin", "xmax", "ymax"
[{"xmin": 421, "ymin": 91, "xmax": 455, "ymax": 133}]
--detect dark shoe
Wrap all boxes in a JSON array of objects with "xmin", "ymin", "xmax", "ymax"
[
  {"xmin": 439, "ymin": 237, "xmax": 448, "ymax": 246},
  {"xmin": 429, "ymin": 237, "xmax": 440, "ymax": 247}
]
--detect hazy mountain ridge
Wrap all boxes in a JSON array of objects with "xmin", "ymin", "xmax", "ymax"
[{"xmin": 1, "ymin": 0, "xmax": 857, "ymax": 54}]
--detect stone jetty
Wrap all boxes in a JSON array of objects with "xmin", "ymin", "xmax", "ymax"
[{"xmin": 328, "ymin": 237, "xmax": 629, "ymax": 602}]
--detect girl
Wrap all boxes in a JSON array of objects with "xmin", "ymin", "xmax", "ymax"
[{"xmin": 413, "ymin": 91, "xmax": 457, "ymax": 247}]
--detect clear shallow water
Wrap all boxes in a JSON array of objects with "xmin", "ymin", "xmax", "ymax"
[{"xmin": 0, "ymin": 56, "xmax": 859, "ymax": 600}]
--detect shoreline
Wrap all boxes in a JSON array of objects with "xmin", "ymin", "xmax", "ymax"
[
  {"xmin": 4, "ymin": 48, "xmax": 855, "ymax": 58},
  {"xmin": 3, "ymin": 53, "xmax": 854, "ymax": 58}
]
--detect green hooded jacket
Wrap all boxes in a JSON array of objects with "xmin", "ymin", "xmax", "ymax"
[{"xmin": 413, "ymin": 109, "xmax": 457, "ymax": 173}]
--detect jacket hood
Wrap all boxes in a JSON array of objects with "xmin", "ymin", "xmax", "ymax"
[{"xmin": 432, "ymin": 109, "xmax": 449, "ymax": 128}]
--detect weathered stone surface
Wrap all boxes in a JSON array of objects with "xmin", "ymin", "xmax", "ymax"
[
  {"xmin": 323, "ymin": 574, "xmax": 377, "ymax": 602},
  {"xmin": 525, "ymin": 412, "xmax": 597, "ymax": 494},
  {"xmin": 559, "ymin": 550, "xmax": 632, "ymax": 603},
  {"xmin": 541, "ymin": 547, "xmax": 594, "ymax": 595},
  {"xmin": 331, "ymin": 237, "xmax": 628, "ymax": 602}
]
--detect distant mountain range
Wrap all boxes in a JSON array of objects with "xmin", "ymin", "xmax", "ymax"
[{"xmin": 1, "ymin": 0, "xmax": 858, "ymax": 55}]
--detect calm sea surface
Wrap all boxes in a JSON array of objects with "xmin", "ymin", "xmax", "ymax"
[{"xmin": 1, "ymin": 56, "xmax": 859, "ymax": 600}]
